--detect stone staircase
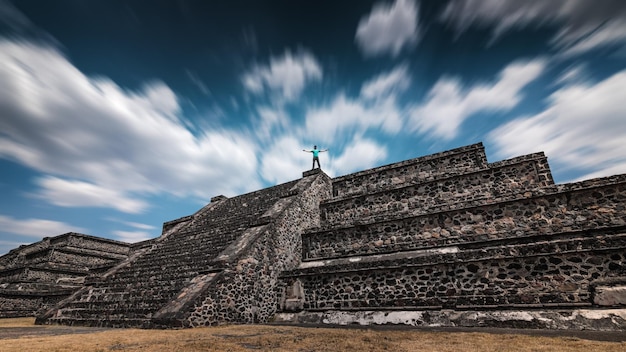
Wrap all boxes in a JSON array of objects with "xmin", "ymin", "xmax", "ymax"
[
  {"xmin": 277, "ymin": 143, "xmax": 626, "ymax": 330},
  {"xmin": 37, "ymin": 170, "xmax": 332, "ymax": 327},
  {"xmin": 0, "ymin": 233, "xmax": 133, "ymax": 318}
]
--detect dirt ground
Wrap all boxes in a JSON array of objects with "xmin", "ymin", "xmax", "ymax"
[{"xmin": 0, "ymin": 318, "xmax": 624, "ymax": 352}]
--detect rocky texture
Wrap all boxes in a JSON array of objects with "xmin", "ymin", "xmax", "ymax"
[
  {"xmin": 0, "ymin": 233, "xmax": 134, "ymax": 318},
  {"xmin": 181, "ymin": 170, "xmax": 331, "ymax": 327},
  {"xmin": 283, "ymin": 232, "xmax": 625, "ymax": 310},
  {"xmin": 4, "ymin": 142, "xmax": 624, "ymax": 331},
  {"xmin": 331, "ymin": 143, "xmax": 489, "ymax": 198},
  {"xmin": 36, "ymin": 169, "xmax": 332, "ymax": 328},
  {"xmin": 278, "ymin": 142, "xmax": 626, "ymax": 331},
  {"xmin": 274, "ymin": 309, "xmax": 626, "ymax": 330},
  {"xmin": 321, "ymin": 153, "xmax": 553, "ymax": 227}
]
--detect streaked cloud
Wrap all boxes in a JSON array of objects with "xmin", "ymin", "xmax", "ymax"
[
  {"xmin": 355, "ymin": 0, "xmax": 419, "ymax": 57},
  {"xmin": 186, "ymin": 69, "xmax": 211, "ymax": 95},
  {"xmin": 124, "ymin": 221, "xmax": 157, "ymax": 230},
  {"xmin": 259, "ymin": 136, "xmax": 310, "ymax": 184},
  {"xmin": 330, "ymin": 137, "xmax": 388, "ymax": 177},
  {"xmin": 409, "ymin": 59, "xmax": 546, "ymax": 140},
  {"xmin": 106, "ymin": 218, "xmax": 157, "ymax": 230},
  {"xmin": 254, "ymin": 61, "xmax": 411, "ymax": 184},
  {"xmin": 241, "ymin": 49, "xmax": 322, "ymax": 102},
  {"xmin": 489, "ymin": 70, "xmax": 626, "ymax": 180},
  {"xmin": 559, "ymin": 19, "xmax": 626, "ymax": 57},
  {"xmin": 34, "ymin": 176, "xmax": 149, "ymax": 214},
  {"xmin": 0, "ymin": 39, "xmax": 260, "ymax": 213},
  {"xmin": 555, "ymin": 64, "xmax": 588, "ymax": 86},
  {"xmin": 441, "ymin": 0, "xmax": 626, "ymax": 56},
  {"xmin": 0, "ymin": 214, "xmax": 85, "ymax": 239},
  {"xmin": 112, "ymin": 230, "xmax": 154, "ymax": 243},
  {"xmin": 304, "ymin": 93, "xmax": 403, "ymax": 146},
  {"xmin": 254, "ymin": 106, "xmax": 290, "ymax": 141},
  {"xmin": 360, "ymin": 64, "xmax": 411, "ymax": 100}
]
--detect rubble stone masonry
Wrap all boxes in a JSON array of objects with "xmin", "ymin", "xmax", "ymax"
[{"xmin": 3, "ymin": 142, "xmax": 624, "ymax": 330}]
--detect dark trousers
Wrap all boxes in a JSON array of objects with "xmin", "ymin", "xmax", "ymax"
[{"xmin": 312, "ymin": 156, "xmax": 320, "ymax": 169}]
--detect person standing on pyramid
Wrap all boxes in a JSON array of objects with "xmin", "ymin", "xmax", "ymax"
[{"xmin": 303, "ymin": 145, "xmax": 328, "ymax": 170}]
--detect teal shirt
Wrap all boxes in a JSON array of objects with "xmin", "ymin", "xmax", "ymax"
[{"xmin": 312, "ymin": 149, "xmax": 320, "ymax": 157}]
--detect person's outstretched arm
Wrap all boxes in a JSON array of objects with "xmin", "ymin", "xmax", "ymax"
[{"xmin": 302, "ymin": 149, "xmax": 311, "ymax": 153}]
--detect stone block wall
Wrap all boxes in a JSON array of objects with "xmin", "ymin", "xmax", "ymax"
[
  {"xmin": 303, "ymin": 175, "xmax": 626, "ymax": 260},
  {"xmin": 49, "ymin": 233, "xmax": 132, "ymax": 256},
  {"xmin": 0, "ymin": 294, "xmax": 66, "ymax": 319},
  {"xmin": 285, "ymin": 231, "xmax": 626, "ymax": 310},
  {"xmin": 320, "ymin": 153, "xmax": 552, "ymax": 226},
  {"xmin": 278, "ymin": 143, "xmax": 626, "ymax": 331},
  {"xmin": 167, "ymin": 170, "xmax": 332, "ymax": 327},
  {"xmin": 331, "ymin": 143, "xmax": 487, "ymax": 198},
  {"xmin": 0, "ymin": 233, "xmax": 135, "ymax": 318}
]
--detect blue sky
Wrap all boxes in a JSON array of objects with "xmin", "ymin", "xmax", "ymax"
[{"xmin": 1, "ymin": 0, "xmax": 626, "ymax": 255}]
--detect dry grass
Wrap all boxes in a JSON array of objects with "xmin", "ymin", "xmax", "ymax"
[
  {"xmin": 0, "ymin": 318, "xmax": 35, "ymax": 328},
  {"xmin": 0, "ymin": 318, "xmax": 624, "ymax": 352}
]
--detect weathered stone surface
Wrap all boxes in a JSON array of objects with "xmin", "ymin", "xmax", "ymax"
[
  {"xmin": 277, "ymin": 143, "xmax": 626, "ymax": 331},
  {"xmin": 34, "ymin": 170, "xmax": 332, "ymax": 328},
  {"xmin": 274, "ymin": 309, "xmax": 626, "ymax": 331},
  {"xmin": 595, "ymin": 286, "xmax": 626, "ymax": 306},
  {"xmin": 2, "ymin": 142, "xmax": 624, "ymax": 331},
  {"xmin": 0, "ymin": 233, "xmax": 134, "ymax": 318}
]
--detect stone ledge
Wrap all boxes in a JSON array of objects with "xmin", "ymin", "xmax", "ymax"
[
  {"xmin": 313, "ymin": 187, "xmax": 559, "ymax": 233},
  {"xmin": 302, "ymin": 225, "xmax": 626, "ymax": 262},
  {"xmin": 273, "ymin": 308, "xmax": 626, "ymax": 331},
  {"xmin": 594, "ymin": 286, "xmax": 626, "ymax": 306},
  {"xmin": 332, "ymin": 142, "xmax": 486, "ymax": 183},
  {"xmin": 211, "ymin": 195, "xmax": 229, "ymax": 202},
  {"xmin": 162, "ymin": 215, "xmax": 193, "ymax": 228},
  {"xmin": 298, "ymin": 246, "xmax": 459, "ymax": 270},
  {"xmin": 303, "ymin": 168, "xmax": 324, "ymax": 177},
  {"xmin": 42, "ymin": 245, "xmax": 129, "ymax": 261},
  {"xmin": 308, "ymin": 175, "xmax": 626, "ymax": 235},
  {"xmin": 322, "ymin": 155, "xmax": 550, "ymax": 206},
  {"xmin": 0, "ymin": 265, "xmax": 91, "ymax": 277},
  {"xmin": 287, "ymin": 232, "xmax": 626, "ymax": 276}
]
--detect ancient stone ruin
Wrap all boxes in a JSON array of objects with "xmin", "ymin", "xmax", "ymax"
[
  {"xmin": 1, "ymin": 142, "xmax": 625, "ymax": 330},
  {"xmin": 0, "ymin": 233, "xmax": 146, "ymax": 318}
]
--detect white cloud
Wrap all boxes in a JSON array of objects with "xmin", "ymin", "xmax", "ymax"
[
  {"xmin": 112, "ymin": 230, "xmax": 154, "ymax": 243},
  {"xmin": 241, "ymin": 49, "xmax": 322, "ymax": 102},
  {"xmin": 489, "ymin": 70, "xmax": 626, "ymax": 180},
  {"xmin": 355, "ymin": 0, "xmax": 419, "ymax": 57},
  {"xmin": 305, "ymin": 93, "xmax": 403, "ymax": 145},
  {"xmin": 124, "ymin": 221, "xmax": 157, "ymax": 230},
  {"xmin": 34, "ymin": 176, "xmax": 149, "ymax": 214},
  {"xmin": 254, "ymin": 106, "xmax": 290, "ymax": 141},
  {"xmin": 258, "ymin": 134, "xmax": 388, "ymax": 184},
  {"xmin": 554, "ymin": 64, "xmax": 588, "ymax": 86},
  {"xmin": 330, "ymin": 138, "xmax": 388, "ymax": 177},
  {"xmin": 360, "ymin": 64, "xmax": 411, "ymax": 100},
  {"xmin": 409, "ymin": 59, "xmax": 546, "ymax": 140},
  {"xmin": 0, "ymin": 214, "xmax": 85, "ymax": 239},
  {"xmin": 441, "ymin": 0, "xmax": 626, "ymax": 56},
  {"xmin": 256, "ymin": 65, "xmax": 410, "ymax": 184},
  {"xmin": 259, "ymin": 136, "xmax": 311, "ymax": 184},
  {"xmin": 106, "ymin": 218, "xmax": 157, "ymax": 230},
  {"xmin": 558, "ymin": 19, "xmax": 626, "ymax": 57},
  {"xmin": 0, "ymin": 39, "xmax": 260, "ymax": 213}
]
